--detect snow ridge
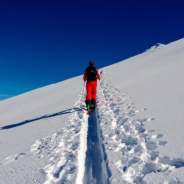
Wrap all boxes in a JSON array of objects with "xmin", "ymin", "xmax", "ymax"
[{"xmin": 76, "ymin": 104, "xmax": 88, "ymax": 183}]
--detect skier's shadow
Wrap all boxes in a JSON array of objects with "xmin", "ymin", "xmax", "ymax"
[{"xmin": 0, "ymin": 107, "xmax": 85, "ymax": 130}]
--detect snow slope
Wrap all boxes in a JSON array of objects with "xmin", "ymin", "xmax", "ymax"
[{"xmin": 0, "ymin": 38, "xmax": 184, "ymax": 184}]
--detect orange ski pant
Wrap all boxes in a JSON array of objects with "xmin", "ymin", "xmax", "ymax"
[{"xmin": 86, "ymin": 81, "xmax": 97, "ymax": 101}]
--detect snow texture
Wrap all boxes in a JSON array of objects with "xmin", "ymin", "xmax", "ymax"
[{"xmin": 1, "ymin": 38, "xmax": 184, "ymax": 184}]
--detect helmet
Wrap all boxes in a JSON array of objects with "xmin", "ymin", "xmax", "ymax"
[{"xmin": 89, "ymin": 61, "xmax": 94, "ymax": 66}]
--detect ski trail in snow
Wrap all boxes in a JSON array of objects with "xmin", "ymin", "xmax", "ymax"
[
  {"xmin": 96, "ymin": 69, "xmax": 184, "ymax": 184},
  {"xmin": 76, "ymin": 113, "xmax": 88, "ymax": 184},
  {"xmin": 83, "ymin": 109, "xmax": 110, "ymax": 184}
]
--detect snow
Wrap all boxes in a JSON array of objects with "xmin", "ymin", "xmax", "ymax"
[
  {"xmin": 145, "ymin": 43, "xmax": 165, "ymax": 52},
  {"xmin": 76, "ymin": 113, "xmax": 88, "ymax": 184},
  {"xmin": 1, "ymin": 38, "xmax": 184, "ymax": 183}
]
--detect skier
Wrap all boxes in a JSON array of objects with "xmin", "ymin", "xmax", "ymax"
[{"xmin": 83, "ymin": 61, "xmax": 101, "ymax": 112}]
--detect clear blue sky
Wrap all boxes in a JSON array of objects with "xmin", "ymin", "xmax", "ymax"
[{"xmin": 1, "ymin": 0, "xmax": 184, "ymax": 100}]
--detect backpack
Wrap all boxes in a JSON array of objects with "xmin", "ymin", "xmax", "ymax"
[{"xmin": 86, "ymin": 66, "xmax": 97, "ymax": 81}]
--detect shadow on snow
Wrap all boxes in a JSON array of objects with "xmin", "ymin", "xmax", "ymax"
[
  {"xmin": 0, "ymin": 107, "xmax": 85, "ymax": 130},
  {"xmin": 83, "ymin": 110, "xmax": 111, "ymax": 184}
]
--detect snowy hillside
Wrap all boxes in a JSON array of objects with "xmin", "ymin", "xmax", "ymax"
[{"xmin": 1, "ymin": 38, "xmax": 184, "ymax": 184}]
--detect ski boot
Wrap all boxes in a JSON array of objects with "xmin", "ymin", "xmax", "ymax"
[
  {"xmin": 90, "ymin": 99, "xmax": 96, "ymax": 111},
  {"xmin": 85, "ymin": 100, "xmax": 91, "ymax": 114}
]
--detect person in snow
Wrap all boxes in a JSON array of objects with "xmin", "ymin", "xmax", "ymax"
[{"xmin": 83, "ymin": 61, "xmax": 101, "ymax": 111}]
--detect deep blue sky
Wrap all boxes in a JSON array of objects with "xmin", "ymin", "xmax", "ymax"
[{"xmin": 1, "ymin": 0, "xmax": 184, "ymax": 100}]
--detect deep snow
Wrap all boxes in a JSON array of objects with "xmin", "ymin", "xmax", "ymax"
[{"xmin": 1, "ymin": 38, "xmax": 184, "ymax": 184}]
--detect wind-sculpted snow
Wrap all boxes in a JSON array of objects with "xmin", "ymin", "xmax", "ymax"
[{"xmin": 96, "ymin": 70, "xmax": 184, "ymax": 184}]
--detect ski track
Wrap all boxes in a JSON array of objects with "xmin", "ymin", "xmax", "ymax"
[
  {"xmin": 83, "ymin": 108, "xmax": 110, "ymax": 184},
  {"xmin": 1, "ymin": 69, "xmax": 184, "ymax": 184},
  {"xmin": 97, "ymin": 69, "xmax": 184, "ymax": 184}
]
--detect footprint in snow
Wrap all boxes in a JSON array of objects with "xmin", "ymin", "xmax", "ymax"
[{"xmin": 159, "ymin": 140, "xmax": 167, "ymax": 146}]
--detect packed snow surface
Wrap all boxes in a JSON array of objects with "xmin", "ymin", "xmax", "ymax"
[{"xmin": 1, "ymin": 38, "xmax": 184, "ymax": 184}]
